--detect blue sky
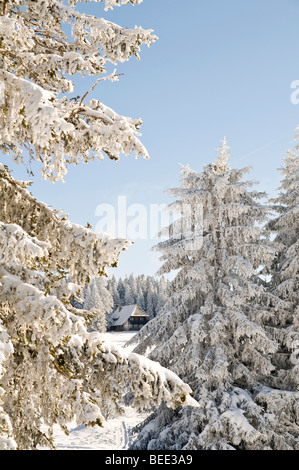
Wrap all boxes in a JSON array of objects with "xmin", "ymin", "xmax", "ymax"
[{"xmin": 5, "ymin": 0, "xmax": 299, "ymax": 278}]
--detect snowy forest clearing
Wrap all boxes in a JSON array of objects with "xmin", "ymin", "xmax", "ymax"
[{"xmin": 52, "ymin": 332, "xmax": 148, "ymax": 450}]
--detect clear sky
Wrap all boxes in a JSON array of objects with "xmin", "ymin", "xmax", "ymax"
[{"xmin": 4, "ymin": 0, "xmax": 299, "ymax": 279}]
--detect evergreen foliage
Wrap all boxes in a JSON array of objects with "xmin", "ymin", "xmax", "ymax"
[{"xmin": 130, "ymin": 140, "xmax": 299, "ymax": 450}]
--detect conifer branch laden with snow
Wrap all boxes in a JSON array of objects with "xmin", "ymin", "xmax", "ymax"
[{"xmin": 264, "ymin": 144, "xmax": 299, "ymax": 392}]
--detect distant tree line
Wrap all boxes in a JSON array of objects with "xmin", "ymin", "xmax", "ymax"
[{"xmin": 107, "ymin": 274, "xmax": 171, "ymax": 319}]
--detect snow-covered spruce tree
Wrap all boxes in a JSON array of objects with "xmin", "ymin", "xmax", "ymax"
[
  {"xmin": 107, "ymin": 274, "xmax": 121, "ymax": 308},
  {"xmin": 260, "ymin": 146, "xmax": 299, "ymax": 402},
  {"xmin": 0, "ymin": 0, "xmax": 196, "ymax": 450},
  {"xmin": 130, "ymin": 140, "xmax": 299, "ymax": 450},
  {"xmin": 124, "ymin": 283, "xmax": 135, "ymax": 305}
]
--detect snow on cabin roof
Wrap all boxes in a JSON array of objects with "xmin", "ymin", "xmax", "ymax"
[{"xmin": 111, "ymin": 304, "xmax": 149, "ymax": 326}]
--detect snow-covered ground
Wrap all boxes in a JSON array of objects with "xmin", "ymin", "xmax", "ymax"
[
  {"xmin": 99, "ymin": 330, "xmax": 138, "ymax": 352},
  {"xmin": 53, "ymin": 331, "xmax": 148, "ymax": 450},
  {"xmin": 53, "ymin": 406, "xmax": 147, "ymax": 450}
]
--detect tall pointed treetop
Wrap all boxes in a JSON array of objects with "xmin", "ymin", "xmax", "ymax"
[{"xmin": 214, "ymin": 137, "xmax": 230, "ymax": 174}]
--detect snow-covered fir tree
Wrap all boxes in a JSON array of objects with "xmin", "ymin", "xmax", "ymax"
[
  {"xmin": 0, "ymin": 164, "xmax": 196, "ymax": 451},
  {"xmin": 130, "ymin": 140, "xmax": 299, "ymax": 450},
  {"xmin": 107, "ymin": 275, "xmax": 121, "ymax": 309},
  {"xmin": 0, "ymin": 0, "xmax": 195, "ymax": 450},
  {"xmin": 117, "ymin": 277, "xmax": 126, "ymax": 304},
  {"xmin": 95, "ymin": 276, "xmax": 114, "ymax": 322},
  {"xmin": 124, "ymin": 283, "xmax": 135, "ymax": 306},
  {"xmin": 128, "ymin": 273, "xmax": 138, "ymax": 299},
  {"xmin": 0, "ymin": 0, "xmax": 157, "ymax": 180},
  {"xmin": 83, "ymin": 276, "xmax": 114, "ymax": 332},
  {"xmin": 264, "ymin": 145, "xmax": 299, "ymax": 394},
  {"xmin": 83, "ymin": 280, "xmax": 102, "ymax": 312},
  {"xmin": 136, "ymin": 288, "xmax": 146, "ymax": 311}
]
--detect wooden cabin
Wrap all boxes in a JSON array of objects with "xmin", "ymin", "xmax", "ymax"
[{"xmin": 109, "ymin": 304, "xmax": 150, "ymax": 331}]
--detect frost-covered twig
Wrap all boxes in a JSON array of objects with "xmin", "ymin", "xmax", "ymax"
[{"xmin": 78, "ymin": 70, "xmax": 124, "ymax": 107}]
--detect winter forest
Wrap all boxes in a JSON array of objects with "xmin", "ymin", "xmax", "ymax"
[{"xmin": 0, "ymin": 0, "xmax": 298, "ymax": 452}]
